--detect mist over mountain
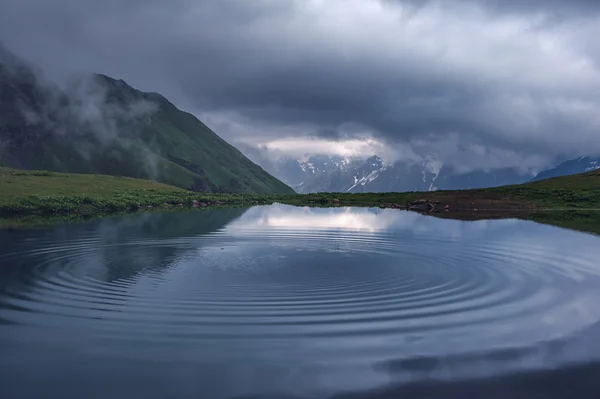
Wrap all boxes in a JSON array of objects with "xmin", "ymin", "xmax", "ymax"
[
  {"xmin": 239, "ymin": 144, "xmax": 536, "ymax": 193},
  {"xmin": 0, "ymin": 44, "xmax": 293, "ymax": 194},
  {"xmin": 243, "ymin": 145, "xmax": 600, "ymax": 194},
  {"xmin": 2, "ymin": 1, "xmax": 599, "ymax": 184}
]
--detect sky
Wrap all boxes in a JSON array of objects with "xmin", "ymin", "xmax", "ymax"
[{"xmin": 1, "ymin": 0, "xmax": 599, "ymax": 170}]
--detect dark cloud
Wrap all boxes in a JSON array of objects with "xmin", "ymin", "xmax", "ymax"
[
  {"xmin": 466, "ymin": 0, "xmax": 600, "ymax": 16},
  {"xmin": 1, "ymin": 0, "xmax": 599, "ymax": 170},
  {"xmin": 404, "ymin": 0, "xmax": 600, "ymax": 13}
]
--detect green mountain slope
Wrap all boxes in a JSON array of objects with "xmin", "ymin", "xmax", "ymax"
[{"xmin": 0, "ymin": 44, "xmax": 293, "ymax": 194}]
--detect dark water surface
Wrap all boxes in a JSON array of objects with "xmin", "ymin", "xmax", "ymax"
[{"xmin": 1, "ymin": 205, "xmax": 600, "ymax": 399}]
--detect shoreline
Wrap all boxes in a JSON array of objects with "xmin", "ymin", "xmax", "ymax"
[
  {"xmin": 0, "ymin": 192, "xmax": 538, "ymax": 219},
  {"xmin": 0, "ymin": 187, "xmax": 594, "ymax": 220},
  {"xmin": 2, "ymin": 198, "xmax": 599, "ymax": 232},
  {"xmin": 2, "ymin": 166, "xmax": 600, "ymax": 231}
]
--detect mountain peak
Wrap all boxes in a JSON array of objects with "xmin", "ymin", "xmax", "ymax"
[{"xmin": 366, "ymin": 155, "xmax": 383, "ymax": 165}]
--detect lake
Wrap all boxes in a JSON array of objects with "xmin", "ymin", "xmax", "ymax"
[{"xmin": 1, "ymin": 205, "xmax": 600, "ymax": 399}]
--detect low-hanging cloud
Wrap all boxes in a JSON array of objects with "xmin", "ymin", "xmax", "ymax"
[
  {"xmin": 1, "ymin": 0, "xmax": 599, "ymax": 171},
  {"xmin": 1, "ymin": 43, "xmax": 160, "ymax": 175}
]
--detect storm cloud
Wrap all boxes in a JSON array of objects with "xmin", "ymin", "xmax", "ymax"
[{"xmin": 1, "ymin": 0, "xmax": 599, "ymax": 169}]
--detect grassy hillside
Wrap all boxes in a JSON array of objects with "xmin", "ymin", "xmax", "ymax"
[
  {"xmin": 0, "ymin": 45, "xmax": 293, "ymax": 195},
  {"xmin": 2, "ymin": 166, "xmax": 600, "ymax": 219},
  {"xmin": 91, "ymin": 75, "xmax": 294, "ymax": 194},
  {"xmin": 0, "ymin": 167, "xmax": 280, "ymax": 216},
  {"xmin": 491, "ymin": 168, "xmax": 600, "ymax": 208}
]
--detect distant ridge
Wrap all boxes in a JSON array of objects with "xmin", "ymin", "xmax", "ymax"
[{"xmin": 531, "ymin": 156, "xmax": 600, "ymax": 182}]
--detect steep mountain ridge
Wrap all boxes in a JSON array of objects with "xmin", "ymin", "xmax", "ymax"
[{"xmin": 0, "ymin": 44, "xmax": 293, "ymax": 194}]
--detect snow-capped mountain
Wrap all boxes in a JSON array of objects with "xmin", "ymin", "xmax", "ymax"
[
  {"xmin": 530, "ymin": 156, "xmax": 600, "ymax": 182},
  {"xmin": 331, "ymin": 159, "xmax": 532, "ymax": 193},
  {"xmin": 300, "ymin": 155, "xmax": 388, "ymax": 193},
  {"xmin": 237, "ymin": 144, "xmax": 535, "ymax": 193},
  {"xmin": 234, "ymin": 144, "xmax": 358, "ymax": 191}
]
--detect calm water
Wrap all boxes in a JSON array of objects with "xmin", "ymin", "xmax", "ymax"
[{"xmin": 1, "ymin": 205, "xmax": 600, "ymax": 399}]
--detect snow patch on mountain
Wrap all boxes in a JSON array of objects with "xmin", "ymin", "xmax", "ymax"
[
  {"xmin": 237, "ymin": 143, "xmax": 534, "ymax": 194},
  {"xmin": 347, "ymin": 167, "xmax": 387, "ymax": 192},
  {"xmin": 585, "ymin": 160, "xmax": 599, "ymax": 172},
  {"xmin": 422, "ymin": 156, "xmax": 444, "ymax": 191},
  {"xmin": 339, "ymin": 157, "xmax": 351, "ymax": 170}
]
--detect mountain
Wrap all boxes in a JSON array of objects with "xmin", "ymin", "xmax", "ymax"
[
  {"xmin": 239, "ymin": 145, "xmax": 533, "ymax": 193},
  {"xmin": 0, "ymin": 44, "xmax": 293, "ymax": 194},
  {"xmin": 236, "ymin": 144, "xmax": 357, "ymax": 191},
  {"xmin": 318, "ymin": 158, "xmax": 531, "ymax": 193},
  {"xmin": 433, "ymin": 165, "xmax": 534, "ymax": 191},
  {"xmin": 530, "ymin": 156, "xmax": 600, "ymax": 182}
]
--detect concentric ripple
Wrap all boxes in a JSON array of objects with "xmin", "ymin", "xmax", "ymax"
[{"xmin": 2, "ymin": 207, "xmax": 600, "ymax": 390}]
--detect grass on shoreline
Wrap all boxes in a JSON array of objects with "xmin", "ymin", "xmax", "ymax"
[
  {"xmin": 0, "ymin": 167, "xmax": 279, "ymax": 216},
  {"xmin": 2, "ymin": 166, "xmax": 600, "ymax": 219}
]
